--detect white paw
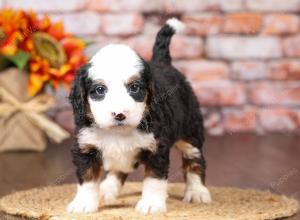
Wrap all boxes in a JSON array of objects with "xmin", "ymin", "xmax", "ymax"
[
  {"xmin": 67, "ymin": 183, "xmax": 99, "ymax": 213},
  {"xmin": 99, "ymin": 175, "xmax": 121, "ymax": 203},
  {"xmin": 99, "ymin": 183, "xmax": 119, "ymax": 203},
  {"xmin": 183, "ymin": 186, "xmax": 212, "ymax": 203},
  {"xmin": 67, "ymin": 196, "xmax": 99, "ymax": 213},
  {"xmin": 135, "ymin": 197, "xmax": 167, "ymax": 215}
]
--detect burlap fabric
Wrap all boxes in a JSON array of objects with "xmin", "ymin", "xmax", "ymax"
[{"xmin": 0, "ymin": 68, "xmax": 69, "ymax": 152}]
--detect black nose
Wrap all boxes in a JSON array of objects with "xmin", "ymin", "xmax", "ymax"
[{"xmin": 114, "ymin": 113, "xmax": 126, "ymax": 121}]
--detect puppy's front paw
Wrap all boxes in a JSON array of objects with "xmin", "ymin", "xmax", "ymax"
[
  {"xmin": 183, "ymin": 185, "xmax": 212, "ymax": 203},
  {"xmin": 67, "ymin": 196, "xmax": 99, "ymax": 213},
  {"xmin": 99, "ymin": 180, "xmax": 119, "ymax": 203},
  {"xmin": 67, "ymin": 183, "xmax": 100, "ymax": 213},
  {"xmin": 135, "ymin": 197, "xmax": 166, "ymax": 214},
  {"xmin": 99, "ymin": 173, "xmax": 123, "ymax": 204}
]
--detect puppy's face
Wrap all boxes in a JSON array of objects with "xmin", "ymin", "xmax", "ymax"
[{"xmin": 86, "ymin": 44, "xmax": 149, "ymax": 130}]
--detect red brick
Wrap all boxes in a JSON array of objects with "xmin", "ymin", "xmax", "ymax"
[
  {"xmin": 297, "ymin": 111, "xmax": 300, "ymax": 127},
  {"xmin": 182, "ymin": 13, "xmax": 222, "ymax": 36},
  {"xmin": 5, "ymin": 0, "xmax": 86, "ymax": 12},
  {"xmin": 202, "ymin": 109, "xmax": 224, "ymax": 135},
  {"xmin": 50, "ymin": 12, "xmax": 101, "ymax": 36},
  {"xmin": 258, "ymin": 108, "xmax": 298, "ymax": 132},
  {"xmin": 170, "ymin": 35, "xmax": 203, "ymax": 59},
  {"xmin": 101, "ymin": 14, "xmax": 144, "ymax": 36},
  {"xmin": 174, "ymin": 60, "xmax": 228, "ymax": 82},
  {"xmin": 283, "ymin": 35, "xmax": 300, "ymax": 57},
  {"xmin": 206, "ymin": 36, "xmax": 282, "ymax": 60},
  {"xmin": 268, "ymin": 60, "xmax": 300, "ymax": 80},
  {"xmin": 193, "ymin": 81, "xmax": 246, "ymax": 106},
  {"xmin": 222, "ymin": 13, "xmax": 262, "ymax": 34},
  {"xmin": 126, "ymin": 35, "xmax": 203, "ymax": 60},
  {"xmin": 263, "ymin": 14, "xmax": 299, "ymax": 35},
  {"xmin": 230, "ymin": 61, "xmax": 268, "ymax": 80},
  {"xmin": 220, "ymin": 0, "xmax": 245, "ymax": 11},
  {"xmin": 54, "ymin": 109, "xmax": 75, "ymax": 132},
  {"xmin": 223, "ymin": 108, "xmax": 257, "ymax": 132},
  {"xmin": 249, "ymin": 82, "xmax": 300, "ymax": 106},
  {"xmin": 164, "ymin": 0, "xmax": 220, "ymax": 13},
  {"xmin": 143, "ymin": 16, "xmax": 161, "ymax": 35},
  {"xmin": 85, "ymin": 37, "xmax": 123, "ymax": 58},
  {"xmin": 246, "ymin": 0, "xmax": 300, "ymax": 12},
  {"xmin": 125, "ymin": 35, "xmax": 154, "ymax": 60},
  {"xmin": 88, "ymin": 0, "xmax": 163, "ymax": 12}
]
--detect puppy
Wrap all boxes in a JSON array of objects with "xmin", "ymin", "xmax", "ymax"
[{"xmin": 67, "ymin": 18, "xmax": 211, "ymax": 214}]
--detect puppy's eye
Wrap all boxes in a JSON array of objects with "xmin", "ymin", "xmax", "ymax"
[
  {"xmin": 95, "ymin": 85, "xmax": 107, "ymax": 96},
  {"xmin": 129, "ymin": 83, "xmax": 140, "ymax": 93}
]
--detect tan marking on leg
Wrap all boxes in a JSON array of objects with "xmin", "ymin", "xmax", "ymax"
[
  {"xmin": 176, "ymin": 140, "xmax": 211, "ymax": 203},
  {"xmin": 182, "ymin": 157, "xmax": 206, "ymax": 184},
  {"xmin": 175, "ymin": 140, "xmax": 201, "ymax": 159},
  {"xmin": 176, "ymin": 140, "xmax": 205, "ymax": 181},
  {"xmin": 80, "ymin": 146, "xmax": 101, "ymax": 182}
]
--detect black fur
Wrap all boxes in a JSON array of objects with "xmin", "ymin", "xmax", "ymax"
[
  {"xmin": 151, "ymin": 24, "xmax": 175, "ymax": 65},
  {"xmin": 69, "ymin": 22, "xmax": 206, "ymax": 185},
  {"xmin": 137, "ymin": 61, "xmax": 205, "ymax": 179},
  {"xmin": 69, "ymin": 63, "xmax": 93, "ymax": 131},
  {"xmin": 71, "ymin": 144, "xmax": 102, "ymax": 184}
]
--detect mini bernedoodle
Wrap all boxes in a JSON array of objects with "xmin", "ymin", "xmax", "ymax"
[{"xmin": 67, "ymin": 17, "xmax": 212, "ymax": 214}]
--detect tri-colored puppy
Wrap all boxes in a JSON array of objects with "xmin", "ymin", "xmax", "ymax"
[{"xmin": 67, "ymin": 18, "xmax": 211, "ymax": 214}]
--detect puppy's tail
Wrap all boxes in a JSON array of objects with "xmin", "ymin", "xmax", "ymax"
[{"xmin": 151, "ymin": 17, "xmax": 185, "ymax": 65}]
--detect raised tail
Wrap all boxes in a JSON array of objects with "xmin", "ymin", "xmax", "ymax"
[{"xmin": 151, "ymin": 17, "xmax": 185, "ymax": 65}]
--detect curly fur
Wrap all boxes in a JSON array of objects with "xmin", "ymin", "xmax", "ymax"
[{"xmin": 68, "ymin": 17, "xmax": 211, "ymax": 214}]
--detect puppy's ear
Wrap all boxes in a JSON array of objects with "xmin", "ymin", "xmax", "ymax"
[
  {"xmin": 141, "ymin": 59, "xmax": 152, "ymax": 90},
  {"xmin": 69, "ymin": 63, "xmax": 92, "ymax": 130}
]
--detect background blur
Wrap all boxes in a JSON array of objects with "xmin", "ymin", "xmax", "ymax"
[{"xmin": 2, "ymin": 0, "xmax": 300, "ymax": 135}]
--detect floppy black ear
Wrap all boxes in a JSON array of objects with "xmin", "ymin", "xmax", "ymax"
[
  {"xmin": 140, "ymin": 59, "xmax": 152, "ymax": 93},
  {"xmin": 69, "ymin": 63, "xmax": 92, "ymax": 130}
]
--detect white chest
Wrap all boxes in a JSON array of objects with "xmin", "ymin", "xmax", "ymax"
[{"xmin": 78, "ymin": 127, "xmax": 156, "ymax": 173}]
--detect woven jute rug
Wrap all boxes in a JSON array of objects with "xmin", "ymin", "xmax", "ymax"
[{"xmin": 0, "ymin": 182, "xmax": 298, "ymax": 220}]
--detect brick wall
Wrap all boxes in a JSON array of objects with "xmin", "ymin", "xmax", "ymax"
[{"xmin": 2, "ymin": 0, "xmax": 300, "ymax": 135}]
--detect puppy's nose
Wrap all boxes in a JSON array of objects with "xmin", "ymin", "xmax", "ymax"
[{"xmin": 114, "ymin": 113, "xmax": 126, "ymax": 121}]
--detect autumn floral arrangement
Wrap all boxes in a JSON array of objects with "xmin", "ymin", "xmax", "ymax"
[{"xmin": 0, "ymin": 9, "xmax": 87, "ymax": 152}]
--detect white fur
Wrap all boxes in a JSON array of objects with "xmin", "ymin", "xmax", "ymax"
[
  {"xmin": 88, "ymin": 44, "xmax": 145, "ymax": 129},
  {"xmin": 99, "ymin": 172, "xmax": 122, "ymax": 203},
  {"xmin": 166, "ymin": 17, "xmax": 185, "ymax": 32},
  {"xmin": 67, "ymin": 182, "xmax": 100, "ymax": 213},
  {"xmin": 89, "ymin": 44, "xmax": 142, "ymax": 81},
  {"xmin": 78, "ymin": 126, "xmax": 156, "ymax": 173},
  {"xmin": 183, "ymin": 173, "xmax": 212, "ymax": 203},
  {"xmin": 135, "ymin": 177, "xmax": 168, "ymax": 214}
]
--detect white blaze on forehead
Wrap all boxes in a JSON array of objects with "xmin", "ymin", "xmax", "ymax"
[
  {"xmin": 88, "ymin": 44, "xmax": 143, "ymax": 82},
  {"xmin": 86, "ymin": 44, "xmax": 146, "ymax": 129}
]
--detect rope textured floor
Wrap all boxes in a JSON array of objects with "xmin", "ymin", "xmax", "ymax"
[{"xmin": 0, "ymin": 182, "xmax": 298, "ymax": 220}]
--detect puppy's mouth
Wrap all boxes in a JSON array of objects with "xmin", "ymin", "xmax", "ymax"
[
  {"xmin": 116, "ymin": 122, "xmax": 125, "ymax": 127},
  {"xmin": 109, "ymin": 122, "xmax": 132, "ymax": 130}
]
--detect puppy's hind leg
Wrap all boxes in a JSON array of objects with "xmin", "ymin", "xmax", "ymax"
[{"xmin": 176, "ymin": 140, "xmax": 212, "ymax": 203}]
